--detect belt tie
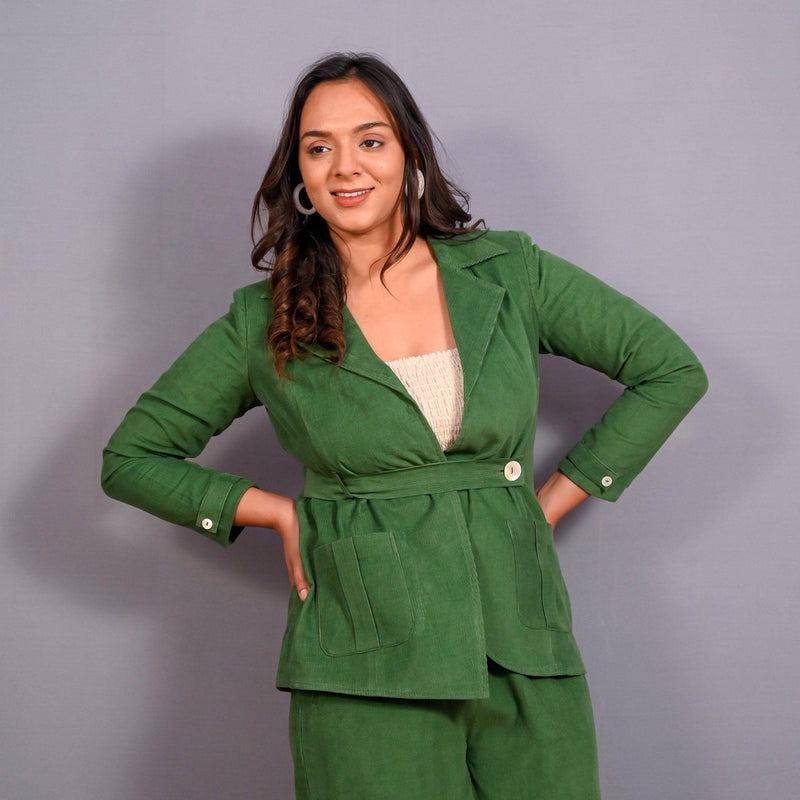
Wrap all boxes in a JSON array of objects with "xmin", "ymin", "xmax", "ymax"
[{"xmin": 301, "ymin": 458, "xmax": 528, "ymax": 501}]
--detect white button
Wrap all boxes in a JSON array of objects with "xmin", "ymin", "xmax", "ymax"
[
  {"xmin": 504, "ymin": 460, "xmax": 522, "ymax": 481},
  {"xmin": 201, "ymin": 518, "xmax": 214, "ymax": 530},
  {"xmin": 601, "ymin": 476, "xmax": 613, "ymax": 487}
]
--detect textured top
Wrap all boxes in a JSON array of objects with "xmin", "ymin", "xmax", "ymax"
[{"xmin": 386, "ymin": 348, "xmax": 464, "ymax": 451}]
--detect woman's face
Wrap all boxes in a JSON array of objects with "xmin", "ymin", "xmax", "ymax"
[{"xmin": 297, "ymin": 78, "xmax": 407, "ymax": 246}]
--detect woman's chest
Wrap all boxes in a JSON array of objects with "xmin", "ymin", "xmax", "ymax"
[{"xmin": 254, "ymin": 294, "xmax": 541, "ymax": 474}]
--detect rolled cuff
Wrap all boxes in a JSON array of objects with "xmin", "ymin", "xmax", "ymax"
[
  {"xmin": 194, "ymin": 476, "xmax": 257, "ymax": 546},
  {"xmin": 558, "ymin": 442, "xmax": 629, "ymax": 502}
]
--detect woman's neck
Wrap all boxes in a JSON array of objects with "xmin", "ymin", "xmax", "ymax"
[
  {"xmin": 330, "ymin": 222, "xmax": 409, "ymax": 282},
  {"xmin": 342, "ymin": 236, "xmax": 431, "ymax": 292}
]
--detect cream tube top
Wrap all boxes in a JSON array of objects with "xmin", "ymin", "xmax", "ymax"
[{"xmin": 385, "ymin": 348, "xmax": 464, "ymax": 451}]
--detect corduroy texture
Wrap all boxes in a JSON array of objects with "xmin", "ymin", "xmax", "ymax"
[
  {"xmin": 290, "ymin": 660, "xmax": 601, "ymax": 800},
  {"xmin": 102, "ymin": 230, "xmax": 708, "ymax": 698}
]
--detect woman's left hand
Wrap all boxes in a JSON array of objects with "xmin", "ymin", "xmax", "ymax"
[{"xmin": 535, "ymin": 471, "xmax": 590, "ymax": 528}]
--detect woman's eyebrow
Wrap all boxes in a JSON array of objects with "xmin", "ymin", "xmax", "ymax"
[{"xmin": 300, "ymin": 121, "xmax": 391, "ymax": 140}]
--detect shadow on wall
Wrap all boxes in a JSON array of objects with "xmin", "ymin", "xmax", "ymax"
[
  {"xmin": 450, "ymin": 122, "xmax": 784, "ymax": 800},
  {"xmin": 534, "ymin": 317, "xmax": 780, "ymax": 796},
  {"xmin": 9, "ymin": 132, "xmax": 300, "ymax": 799}
]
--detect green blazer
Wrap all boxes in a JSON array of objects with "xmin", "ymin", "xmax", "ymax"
[{"xmin": 102, "ymin": 230, "xmax": 707, "ymax": 699}]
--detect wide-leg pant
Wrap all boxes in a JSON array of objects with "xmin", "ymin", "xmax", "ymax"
[{"xmin": 289, "ymin": 659, "xmax": 601, "ymax": 800}]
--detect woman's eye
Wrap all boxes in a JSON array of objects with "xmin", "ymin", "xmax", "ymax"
[
  {"xmin": 361, "ymin": 139, "xmax": 383, "ymax": 149},
  {"xmin": 307, "ymin": 145, "xmax": 329, "ymax": 155}
]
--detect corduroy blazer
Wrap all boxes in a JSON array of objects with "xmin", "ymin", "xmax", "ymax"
[{"xmin": 102, "ymin": 230, "xmax": 707, "ymax": 699}]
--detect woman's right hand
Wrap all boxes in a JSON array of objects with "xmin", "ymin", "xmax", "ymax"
[
  {"xmin": 274, "ymin": 498, "xmax": 310, "ymax": 601},
  {"xmin": 234, "ymin": 487, "xmax": 310, "ymax": 601}
]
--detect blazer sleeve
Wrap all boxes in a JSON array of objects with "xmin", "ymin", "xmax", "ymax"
[
  {"xmin": 520, "ymin": 233, "xmax": 708, "ymax": 501},
  {"xmin": 101, "ymin": 287, "xmax": 262, "ymax": 546}
]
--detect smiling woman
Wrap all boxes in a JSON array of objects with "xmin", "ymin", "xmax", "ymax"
[
  {"xmin": 298, "ymin": 80, "xmax": 407, "ymax": 239},
  {"xmin": 249, "ymin": 54, "xmax": 477, "ymax": 377},
  {"xmin": 295, "ymin": 79, "xmax": 460, "ymax": 362},
  {"xmin": 101, "ymin": 52, "xmax": 707, "ymax": 800}
]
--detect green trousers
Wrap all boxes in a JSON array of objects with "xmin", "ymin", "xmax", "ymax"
[{"xmin": 289, "ymin": 660, "xmax": 601, "ymax": 800}]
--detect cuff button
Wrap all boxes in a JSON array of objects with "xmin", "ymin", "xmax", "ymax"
[
  {"xmin": 601, "ymin": 476, "xmax": 613, "ymax": 487},
  {"xmin": 201, "ymin": 518, "xmax": 214, "ymax": 530}
]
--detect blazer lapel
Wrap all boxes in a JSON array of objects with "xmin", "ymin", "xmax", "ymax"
[
  {"xmin": 430, "ymin": 234, "xmax": 508, "ymax": 406},
  {"xmin": 339, "ymin": 306, "xmax": 408, "ymax": 392},
  {"xmin": 302, "ymin": 233, "xmax": 509, "ymax": 405}
]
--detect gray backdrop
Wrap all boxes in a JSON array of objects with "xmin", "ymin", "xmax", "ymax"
[{"xmin": 2, "ymin": 1, "xmax": 798, "ymax": 798}]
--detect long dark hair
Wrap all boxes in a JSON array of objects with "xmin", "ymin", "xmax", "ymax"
[{"xmin": 251, "ymin": 52, "xmax": 482, "ymax": 375}]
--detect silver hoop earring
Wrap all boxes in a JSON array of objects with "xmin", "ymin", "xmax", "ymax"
[
  {"xmin": 416, "ymin": 168, "xmax": 425, "ymax": 200},
  {"xmin": 293, "ymin": 182, "xmax": 316, "ymax": 215}
]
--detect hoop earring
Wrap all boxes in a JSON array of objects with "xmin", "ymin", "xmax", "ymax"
[
  {"xmin": 293, "ymin": 183, "xmax": 316, "ymax": 215},
  {"xmin": 416, "ymin": 168, "xmax": 425, "ymax": 200}
]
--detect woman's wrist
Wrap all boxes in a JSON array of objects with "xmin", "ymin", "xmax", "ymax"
[
  {"xmin": 535, "ymin": 470, "xmax": 590, "ymax": 528},
  {"xmin": 233, "ymin": 487, "xmax": 296, "ymax": 533}
]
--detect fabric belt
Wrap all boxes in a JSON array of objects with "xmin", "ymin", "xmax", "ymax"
[{"xmin": 301, "ymin": 458, "xmax": 529, "ymax": 501}]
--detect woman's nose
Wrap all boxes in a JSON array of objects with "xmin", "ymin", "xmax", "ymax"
[{"xmin": 332, "ymin": 145, "xmax": 360, "ymax": 176}]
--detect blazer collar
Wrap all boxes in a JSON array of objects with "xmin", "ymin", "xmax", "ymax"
[
  {"xmin": 336, "ymin": 233, "xmax": 508, "ymax": 410},
  {"xmin": 428, "ymin": 231, "xmax": 509, "ymax": 272}
]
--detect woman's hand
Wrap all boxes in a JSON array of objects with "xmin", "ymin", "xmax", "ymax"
[
  {"xmin": 535, "ymin": 470, "xmax": 590, "ymax": 529},
  {"xmin": 273, "ymin": 498, "xmax": 310, "ymax": 601},
  {"xmin": 234, "ymin": 488, "xmax": 310, "ymax": 601}
]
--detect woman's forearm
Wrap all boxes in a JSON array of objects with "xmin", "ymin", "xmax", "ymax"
[
  {"xmin": 234, "ymin": 487, "xmax": 296, "ymax": 531},
  {"xmin": 535, "ymin": 470, "xmax": 590, "ymax": 528}
]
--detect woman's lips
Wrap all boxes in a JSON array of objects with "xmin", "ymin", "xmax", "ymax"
[{"xmin": 331, "ymin": 188, "xmax": 373, "ymax": 206}]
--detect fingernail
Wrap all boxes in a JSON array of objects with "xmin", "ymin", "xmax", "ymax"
[{"xmin": 299, "ymin": 588, "xmax": 308, "ymax": 601}]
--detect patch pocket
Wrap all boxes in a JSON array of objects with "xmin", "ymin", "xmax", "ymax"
[
  {"xmin": 508, "ymin": 518, "xmax": 572, "ymax": 632},
  {"xmin": 313, "ymin": 531, "xmax": 414, "ymax": 657}
]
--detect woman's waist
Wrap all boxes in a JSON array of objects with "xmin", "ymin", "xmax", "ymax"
[{"xmin": 301, "ymin": 456, "xmax": 531, "ymax": 501}]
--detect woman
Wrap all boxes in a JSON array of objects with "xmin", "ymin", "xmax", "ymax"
[{"xmin": 102, "ymin": 52, "xmax": 707, "ymax": 799}]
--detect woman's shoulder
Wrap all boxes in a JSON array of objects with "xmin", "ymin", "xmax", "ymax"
[
  {"xmin": 440, "ymin": 230, "xmax": 582, "ymax": 282},
  {"xmin": 229, "ymin": 276, "xmax": 272, "ymax": 309},
  {"xmin": 433, "ymin": 228, "xmax": 533, "ymax": 247},
  {"xmin": 212, "ymin": 277, "xmax": 273, "ymax": 330},
  {"xmin": 232, "ymin": 276, "xmax": 272, "ymax": 301},
  {"xmin": 429, "ymin": 229, "xmax": 539, "ymax": 267}
]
